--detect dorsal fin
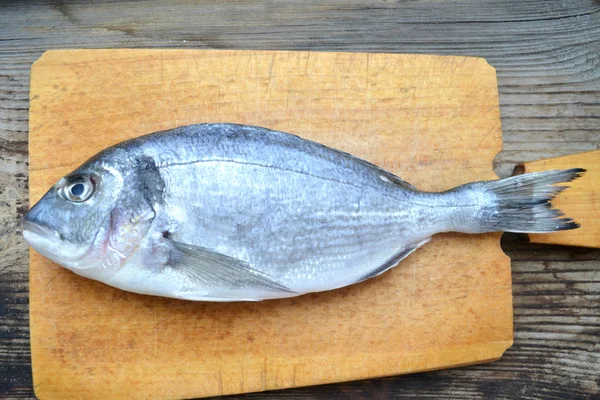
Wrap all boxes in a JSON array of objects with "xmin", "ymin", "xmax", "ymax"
[
  {"xmin": 351, "ymin": 156, "xmax": 416, "ymax": 190},
  {"xmin": 378, "ymin": 171, "xmax": 416, "ymax": 190}
]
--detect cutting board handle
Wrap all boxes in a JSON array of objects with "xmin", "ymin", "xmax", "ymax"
[{"xmin": 513, "ymin": 151, "xmax": 599, "ymax": 249}]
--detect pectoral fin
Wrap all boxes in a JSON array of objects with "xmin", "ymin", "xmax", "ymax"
[{"xmin": 167, "ymin": 240, "xmax": 294, "ymax": 293}]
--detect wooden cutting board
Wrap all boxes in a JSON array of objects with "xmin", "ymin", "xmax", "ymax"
[
  {"xmin": 517, "ymin": 152, "xmax": 600, "ymax": 248},
  {"xmin": 29, "ymin": 50, "xmax": 512, "ymax": 400}
]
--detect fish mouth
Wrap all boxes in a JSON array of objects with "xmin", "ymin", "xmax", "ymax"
[
  {"xmin": 23, "ymin": 218, "xmax": 106, "ymax": 267},
  {"xmin": 22, "ymin": 220, "xmax": 69, "ymax": 261},
  {"xmin": 23, "ymin": 220, "xmax": 61, "ymax": 243}
]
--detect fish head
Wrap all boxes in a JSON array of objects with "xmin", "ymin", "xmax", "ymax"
[{"xmin": 24, "ymin": 149, "xmax": 157, "ymax": 278}]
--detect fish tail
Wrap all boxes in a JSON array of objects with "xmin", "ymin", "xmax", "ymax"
[{"xmin": 442, "ymin": 168, "xmax": 585, "ymax": 234}]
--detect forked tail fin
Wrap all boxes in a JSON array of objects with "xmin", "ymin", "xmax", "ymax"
[
  {"xmin": 472, "ymin": 168, "xmax": 585, "ymax": 233},
  {"xmin": 440, "ymin": 168, "xmax": 586, "ymax": 234}
]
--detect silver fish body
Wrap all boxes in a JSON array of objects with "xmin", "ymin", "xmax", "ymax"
[{"xmin": 24, "ymin": 124, "xmax": 583, "ymax": 301}]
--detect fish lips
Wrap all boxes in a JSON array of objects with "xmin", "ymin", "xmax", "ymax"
[
  {"xmin": 23, "ymin": 219, "xmax": 64, "ymax": 256},
  {"xmin": 23, "ymin": 214, "xmax": 113, "ymax": 271},
  {"xmin": 23, "ymin": 219, "xmax": 60, "ymax": 241},
  {"xmin": 23, "ymin": 220, "xmax": 92, "ymax": 267}
]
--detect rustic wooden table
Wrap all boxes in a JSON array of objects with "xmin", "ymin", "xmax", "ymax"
[{"xmin": 1, "ymin": 1, "xmax": 599, "ymax": 399}]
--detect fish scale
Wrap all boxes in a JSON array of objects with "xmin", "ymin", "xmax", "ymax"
[{"xmin": 163, "ymin": 157, "xmax": 407, "ymax": 255}]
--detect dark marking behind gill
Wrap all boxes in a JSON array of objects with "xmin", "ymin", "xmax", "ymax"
[{"xmin": 137, "ymin": 156, "xmax": 165, "ymax": 213}]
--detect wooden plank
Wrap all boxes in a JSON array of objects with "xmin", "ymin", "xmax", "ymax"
[
  {"xmin": 29, "ymin": 49, "xmax": 511, "ymax": 399},
  {"xmin": 518, "ymin": 151, "xmax": 600, "ymax": 248},
  {"xmin": 1, "ymin": 1, "xmax": 599, "ymax": 399}
]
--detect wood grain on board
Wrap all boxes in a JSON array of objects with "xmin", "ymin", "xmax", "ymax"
[
  {"xmin": 28, "ymin": 49, "xmax": 511, "ymax": 399},
  {"xmin": 518, "ymin": 151, "xmax": 599, "ymax": 249}
]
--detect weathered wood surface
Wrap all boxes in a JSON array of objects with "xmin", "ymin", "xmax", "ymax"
[{"xmin": 0, "ymin": 1, "xmax": 599, "ymax": 399}]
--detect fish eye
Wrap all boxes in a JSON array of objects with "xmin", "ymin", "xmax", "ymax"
[{"xmin": 63, "ymin": 176, "xmax": 95, "ymax": 202}]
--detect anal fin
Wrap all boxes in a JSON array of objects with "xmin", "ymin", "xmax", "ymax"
[{"xmin": 356, "ymin": 238, "xmax": 431, "ymax": 283}]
